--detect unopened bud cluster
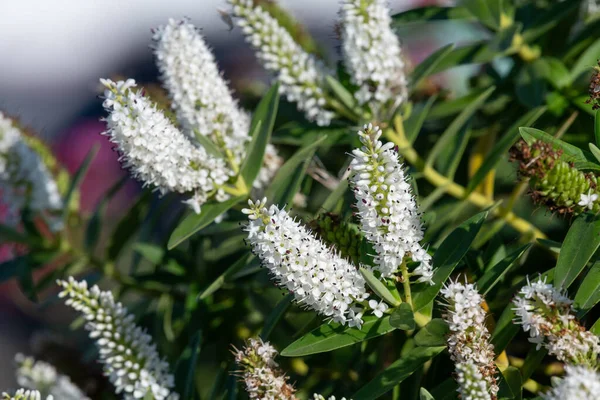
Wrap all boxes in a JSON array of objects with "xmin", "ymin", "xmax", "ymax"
[
  {"xmin": 513, "ymin": 277, "xmax": 600, "ymax": 367},
  {"xmin": 510, "ymin": 139, "xmax": 600, "ymax": 216},
  {"xmin": 311, "ymin": 213, "xmax": 361, "ymax": 265}
]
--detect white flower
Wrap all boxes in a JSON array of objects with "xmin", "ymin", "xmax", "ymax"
[
  {"xmin": 242, "ymin": 198, "xmax": 370, "ymax": 326},
  {"xmin": 368, "ymin": 299, "xmax": 388, "ymax": 318},
  {"xmin": 440, "ymin": 280, "xmax": 498, "ymax": 399},
  {"xmin": 512, "ymin": 276, "xmax": 600, "ymax": 367},
  {"xmin": 14, "ymin": 354, "xmax": 88, "ymax": 400},
  {"xmin": 543, "ymin": 364, "xmax": 600, "ymax": 400},
  {"xmin": 57, "ymin": 277, "xmax": 179, "ymax": 400},
  {"xmin": 100, "ymin": 78, "xmax": 233, "ymax": 213},
  {"xmin": 578, "ymin": 190, "xmax": 598, "ymax": 209},
  {"xmin": 228, "ymin": 0, "xmax": 335, "ymax": 126},
  {"xmin": 2, "ymin": 390, "xmax": 52, "ymax": 400},
  {"xmin": 350, "ymin": 124, "xmax": 433, "ymax": 282},
  {"xmin": 234, "ymin": 338, "xmax": 296, "ymax": 400},
  {"xmin": 313, "ymin": 395, "xmax": 349, "ymax": 400},
  {"xmin": 153, "ymin": 18, "xmax": 281, "ymax": 190},
  {"xmin": 0, "ymin": 113, "xmax": 63, "ymax": 231},
  {"xmin": 340, "ymin": 0, "xmax": 407, "ymax": 116}
]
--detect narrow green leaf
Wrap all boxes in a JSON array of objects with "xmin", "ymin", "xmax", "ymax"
[
  {"xmin": 352, "ymin": 346, "xmax": 445, "ymax": 400},
  {"xmin": 590, "ymin": 143, "xmax": 600, "ymax": 164},
  {"xmin": 319, "ymin": 179, "xmax": 348, "ymax": 215},
  {"xmin": 265, "ymin": 136, "xmax": 327, "ymax": 206},
  {"xmin": 404, "ymin": 95, "xmax": 438, "ymax": 144},
  {"xmin": 175, "ymin": 331, "xmax": 202, "ymax": 400},
  {"xmin": 420, "ymin": 388, "xmax": 435, "ymax": 400},
  {"xmin": 497, "ymin": 366, "xmax": 522, "ymax": 400},
  {"xmin": 326, "ymin": 75, "xmax": 358, "ymax": 113},
  {"xmin": 360, "ymin": 267, "xmax": 401, "ymax": 307},
  {"xmin": 412, "ymin": 211, "xmax": 488, "ymax": 311},
  {"xmin": 0, "ymin": 224, "xmax": 39, "ymax": 247},
  {"xmin": 242, "ymin": 83, "xmax": 280, "ymax": 187},
  {"xmin": 591, "ymin": 317, "xmax": 600, "ymax": 335},
  {"xmin": 167, "ymin": 196, "xmax": 245, "ymax": 250},
  {"xmin": 389, "ymin": 303, "xmax": 415, "ymax": 330},
  {"xmin": 62, "ymin": 144, "xmax": 99, "ymax": 219},
  {"xmin": 429, "ymin": 42, "xmax": 514, "ymax": 76},
  {"xmin": 462, "ymin": 0, "xmax": 503, "ymax": 30},
  {"xmin": 435, "ymin": 123, "xmax": 471, "ymax": 180},
  {"xmin": 261, "ymin": 293, "xmax": 294, "ymax": 340},
  {"xmin": 391, "ymin": 6, "xmax": 474, "ymax": 25},
  {"xmin": 521, "ymin": 347, "xmax": 547, "ymax": 382},
  {"xmin": 410, "ymin": 44, "xmax": 455, "ymax": 89},
  {"xmin": 85, "ymin": 176, "xmax": 127, "ymax": 252},
  {"xmin": 428, "ymin": 89, "xmax": 489, "ymax": 119},
  {"xmin": 198, "ymin": 254, "xmax": 255, "ymax": 300},
  {"xmin": 193, "ymin": 130, "xmax": 225, "ymax": 159},
  {"xmin": 522, "ymin": 0, "xmax": 580, "ymax": 42},
  {"xmin": 555, "ymin": 214, "xmax": 600, "ymax": 289},
  {"xmin": 281, "ymin": 315, "xmax": 395, "ymax": 357},
  {"xmin": 107, "ymin": 190, "xmax": 152, "ymax": 260},
  {"xmin": 490, "ymin": 306, "xmax": 519, "ymax": 354},
  {"xmin": 574, "ymin": 261, "xmax": 600, "ymax": 313},
  {"xmin": 414, "ymin": 318, "xmax": 449, "ymax": 347},
  {"xmin": 477, "ymin": 244, "xmax": 530, "ymax": 295},
  {"xmin": 133, "ymin": 243, "xmax": 165, "ymax": 265},
  {"xmin": 426, "ymin": 87, "xmax": 494, "ymax": 168},
  {"xmin": 570, "ymin": 38, "xmax": 600, "ymax": 83},
  {"xmin": 596, "ymin": 110, "xmax": 600, "ymax": 147},
  {"xmin": 466, "ymin": 107, "xmax": 546, "ymax": 194}
]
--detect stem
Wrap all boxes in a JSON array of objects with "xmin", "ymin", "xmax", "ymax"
[
  {"xmin": 386, "ymin": 121, "xmax": 547, "ymax": 241},
  {"xmin": 326, "ymin": 97, "xmax": 361, "ymax": 123},
  {"xmin": 400, "ymin": 260, "xmax": 412, "ymax": 307}
]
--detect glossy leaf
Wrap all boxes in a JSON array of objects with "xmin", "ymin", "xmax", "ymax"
[
  {"xmin": 391, "ymin": 6, "xmax": 474, "ymax": 25},
  {"xmin": 352, "ymin": 346, "xmax": 445, "ymax": 400},
  {"xmin": 420, "ymin": 388, "xmax": 435, "ymax": 400},
  {"xmin": 326, "ymin": 75, "xmax": 358, "ymax": 114},
  {"xmin": 574, "ymin": 261, "xmax": 600, "ymax": 313},
  {"xmin": 412, "ymin": 210, "xmax": 488, "ymax": 311},
  {"xmin": 281, "ymin": 315, "xmax": 395, "ymax": 357},
  {"xmin": 497, "ymin": 366, "xmax": 522, "ymax": 400},
  {"xmin": 175, "ymin": 331, "xmax": 202, "ymax": 400},
  {"xmin": 463, "ymin": 0, "xmax": 503, "ymax": 30},
  {"xmin": 319, "ymin": 179, "xmax": 348, "ymax": 215},
  {"xmin": 414, "ymin": 318, "xmax": 449, "ymax": 347},
  {"xmin": 570, "ymin": 37, "xmax": 600, "ymax": 82},
  {"xmin": 261, "ymin": 294, "xmax": 294, "ymax": 340},
  {"xmin": 590, "ymin": 143, "xmax": 600, "ymax": 164},
  {"xmin": 242, "ymin": 83, "xmax": 280, "ymax": 187},
  {"xmin": 167, "ymin": 196, "xmax": 245, "ymax": 250},
  {"xmin": 360, "ymin": 267, "xmax": 401, "ymax": 307},
  {"xmin": 107, "ymin": 190, "xmax": 152, "ymax": 260},
  {"xmin": 410, "ymin": 44, "xmax": 455, "ymax": 90},
  {"xmin": 193, "ymin": 130, "xmax": 226, "ymax": 159},
  {"xmin": 404, "ymin": 95, "xmax": 438, "ymax": 144},
  {"xmin": 555, "ymin": 213, "xmax": 600, "ymax": 289},
  {"xmin": 198, "ymin": 254, "xmax": 256, "ymax": 300},
  {"xmin": 477, "ymin": 244, "xmax": 530, "ymax": 295},
  {"xmin": 389, "ymin": 303, "xmax": 415, "ymax": 330},
  {"xmin": 62, "ymin": 144, "xmax": 99, "ymax": 219}
]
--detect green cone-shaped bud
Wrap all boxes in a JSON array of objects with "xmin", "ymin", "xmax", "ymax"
[
  {"xmin": 510, "ymin": 139, "xmax": 599, "ymax": 216},
  {"xmin": 310, "ymin": 213, "xmax": 361, "ymax": 264}
]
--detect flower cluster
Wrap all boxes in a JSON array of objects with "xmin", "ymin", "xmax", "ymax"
[
  {"xmin": 100, "ymin": 78, "xmax": 232, "ymax": 213},
  {"xmin": 512, "ymin": 276, "xmax": 600, "ymax": 367},
  {"xmin": 0, "ymin": 112, "xmax": 63, "ymax": 231},
  {"xmin": 14, "ymin": 354, "xmax": 88, "ymax": 400},
  {"xmin": 233, "ymin": 338, "xmax": 297, "ymax": 400},
  {"xmin": 340, "ymin": 0, "xmax": 407, "ymax": 114},
  {"xmin": 242, "ymin": 198, "xmax": 370, "ymax": 327},
  {"xmin": 350, "ymin": 124, "xmax": 432, "ymax": 282},
  {"xmin": 152, "ymin": 18, "xmax": 281, "ymax": 190},
  {"xmin": 510, "ymin": 139, "xmax": 600, "ymax": 216},
  {"xmin": 228, "ymin": 0, "xmax": 335, "ymax": 126},
  {"xmin": 543, "ymin": 364, "xmax": 600, "ymax": 400},
  {"xmin": 57, "ymin": 277, "xmax": 179, "ymax": 400},
  {"xmin": 440, "ymin": 280, "xmax": 498, "ymax": 400},
  {"xmin": 2, "ymin": 390, "xmax": 52, "ymax": 400},
  {"xmin": 313, "ymin": 396, "xmax": 348, "ymax": 400}
]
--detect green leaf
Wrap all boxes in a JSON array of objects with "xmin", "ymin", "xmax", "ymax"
[
  {"xmin": 85, "ymin": 176, "xmax": 127, "ymax": 252},
  {"xmin": 62, "ymin": 144, "xmax": 99, "ymax": 219},
  {"xmin": 428, "ymin": 89, "xmax": 490, "ymax": 119},
  {"xmin": 107, "ymin": 190, "xmax": 152, "ymax": 261},
  {"xmin": 414, "ymin": 318, "xmax": 449, "ymax": 347},
  {"xmin": 477, "ymin": 244, "xmax": 530, "ymax": 295},
  {"xmin": 595, "ymin": 110, "xmax": 600, "ymax": 147},
  {"xmin": 265, "ymin": 136, "xmax": 327, "ymax": 206},
  {"xmin": 167, "ymin": 196, "xmax": 245, "ymax": 250},
  {"xmin": 426, "ymin": 87, "xmax": 494, "ymax": 168},
  {"xmin": 515, "ymin": 62, "xmax": 547, "ymax": 108},
  {"xmin": 391, "ymin": 6, "xmax": 474, "ymax": 25},
  {"xmin": 133, "ymin": 242, "xmax": 165, "ymax": 265},
  {"xmin": 326, "ymin": 75, "xmax": 358, "ymax": 114},
  {"xmin": 242, "ymin": 83, "xmax": 280, "ymax": 187},
  {"xmin": 389, "ymin": 303, "xmax": 415, "ymax": 330},
  {"xmin": 462, "ymin": 0, "xmax": 503, "ymax": 30},
  {"xmin": 175, "ymin": 331, "xmax": 202, "ymax": 400},
  {"xmin": 410, "ymin": 44, "xmax": 455, "ymax": 90},
  {"xmin": 420, "ymin": 388, "xmax": 435, "ymax": 400},
  {"xmin": 412, "ymin": 211, "xmax": 488, "ymax": 311},
  {"xmin": 198, "ymin": 254, "xmax": 256, "ymax": 300},
  {"xmin": 352, "ymin": 346, "xmax": 445, "ymax": 400},
  {"xmin": 404, "ymin": 95, "xmax": 438, "ymax": 144},
  {"xmin": 574, "ymin": 261, "xmax": 600, "ymax": 313},
  {"xmin": 570, "ymin": 38, "xmax": 600, "ymax": 82},
  {"xmin": 281, "ymin": 315, "xmax": 395, "ymax": 357},
  {"xmin": 0, "ymin": 224, "xmax": 39, "ymax": 247},
  {"xmin": 466, "ymin": 107, "xmax": 546, "ymax": 195},
  {"xmin": 520, "ymin": 347, "xmax": 547, "ymax": 382},
  {"xmin": 590, "ymin": 143, "xmax": 600, "ymax": 164},
  {"xmin": 261, "ymin": 293, "xmax": 294, "ymax": 341},
  {"xmin": 591, "ymin": 317, "xmax": 600, "ymax": 335},
  {"xmin": 497, "ymin": 366, "xmax": 522, "ymax": 400},
  {"xmin": 359, "ymin": 267, "xmax": 401, "ymax": 307},
  {"xmin": 429, "ymin": 41, "xmax": 514, "ymax": 76},
  {"xmin": 522, "ymin": 0, "xmax": 580, "ymax": 42},
  {"xmin": 319, "ymin": 179, "xmax": 348, "ymax": 215},
  {"xmin": 435, "ymin": 123, "xmax": 471, "ymax": 180},
  {"xmin": 490, "ymin": 306, "xmax": 519, "ymax": 354},
  {"xmin": 555, "ymin": 214, "xmax": 600, "ymax": 289},
  {"xmin": 193, "ymin": 130, "xmax": 226, "ymax": 159}
]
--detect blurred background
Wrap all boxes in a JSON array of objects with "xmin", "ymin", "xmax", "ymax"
[{"xmin": 0, "ymin": 0, "xmax": 478, "ymax": 388}]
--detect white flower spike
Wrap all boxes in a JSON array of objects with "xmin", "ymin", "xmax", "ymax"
[
  {"xmin": 57, "ymin": 277, "xmax": 179, "ymax": 400},
  {"xmin": 350, "ymin": 124, "xmax": 433, "ymax": 282},
  {"xmin": 2, "ymin": 390, "xmax": 52, "ymax": 400},
  {"xmin": 152, "ymin": 18, "xmax": 281, "ymax": 190},
  {"xmin": 100, "ymin": 78, "xmax": 232, "ymax": 213},
  {"xmin": 242, "ymin": 198, "xmax": 370, "ymax": 327},
  {"xmin": 543, "ymin": 364, "xmax": 600, "ymax": 400},
  {"xmin": 340, "ymin": 0, "xmax": 408, "ymax": 116},
  {"xmin": 14, "ymin": 354, "xmax": 89, "ymax": 400},
  {"xmin": 513, "ymin": 276, "xmax": 600, "ymax": 367},
  {"xmin": 441, "ymin": 280, "xmax": 499, "ymax": 400},
  {"xmin": 0, "ymin": 113, "xmax": 63, "ymax": 231},
  {"xmin": 228, "ymin": 0, "xmax": 335, "ymax": 126}
]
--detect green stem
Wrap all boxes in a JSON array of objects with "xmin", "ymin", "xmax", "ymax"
[{"xmin": 400, "ymin": 260, "xmax": 412, "ymax": 308}]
